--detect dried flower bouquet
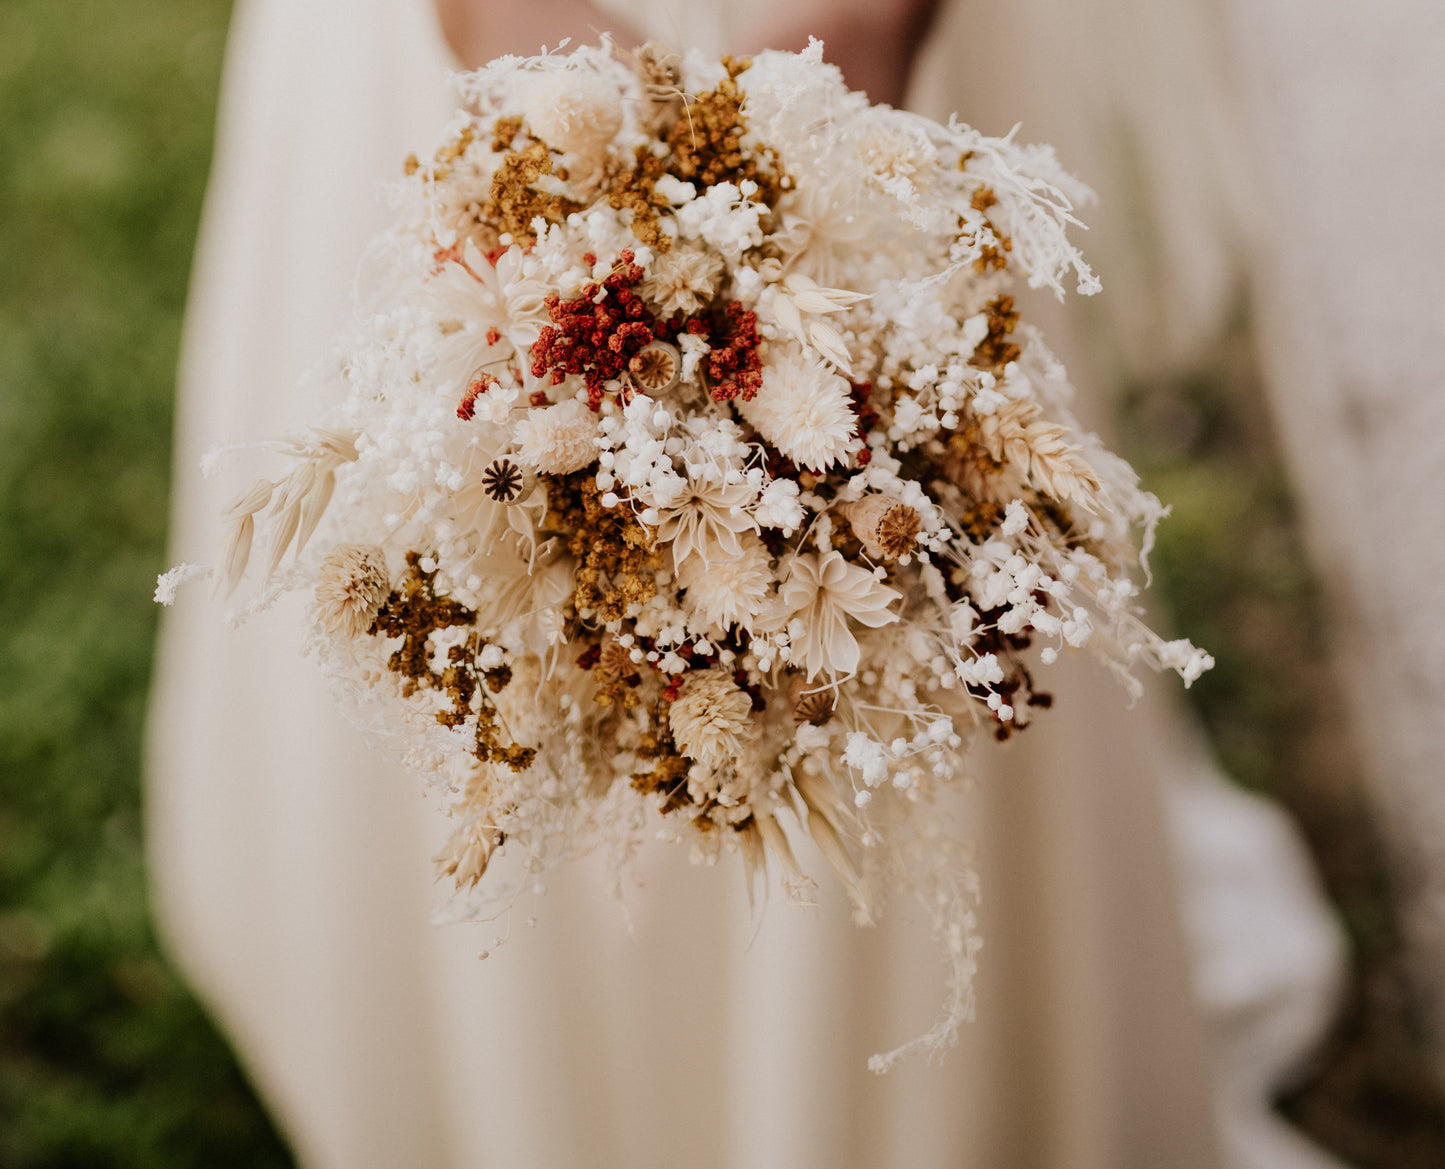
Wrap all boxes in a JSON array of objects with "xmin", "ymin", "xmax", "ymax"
[{"xmin": 160, "ymin": 38, "xmax": 1210, "ymax": 1069}]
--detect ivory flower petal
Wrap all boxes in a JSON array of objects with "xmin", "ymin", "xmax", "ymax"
[{"xmin": 772, "ymin": 550, "xmax": 901, "ymax": 678}]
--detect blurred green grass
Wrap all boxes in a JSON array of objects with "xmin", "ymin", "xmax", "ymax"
[{"xmin": 0, "ymin": 0, "xmax": 292, "ymax": 1164}]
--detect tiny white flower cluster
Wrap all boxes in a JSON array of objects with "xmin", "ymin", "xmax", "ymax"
[{"xmin": 173, "ymin": 40, "xmax": 1209, "ymax": 1069}]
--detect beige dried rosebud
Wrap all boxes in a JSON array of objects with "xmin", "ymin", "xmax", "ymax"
[
  {"xmin": 837, "ymin": 494, "xmax": 919, "ymax": 560},
  {"xmin": 627, "ymin": 341, "xmax": 681, "ymax": 394},
  {"xmin": 314, "ymin": 544, "xmax": 390, "ymax": 639},
  {"xmin": 789, "ymin": 674, "xmax": 835, "ymax": 726}
]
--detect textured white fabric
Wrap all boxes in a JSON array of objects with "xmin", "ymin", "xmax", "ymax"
[
  {"xmin": 1221, "ymin": 0, "xmax": 1445, "ymax": 1071},
  {"xmin": 147, "ymin": 1, "xmax": 1350, "ymax": 1166},
  {"xmin": 911, "ymin": 4, "xmax": 1365, "ymax": 1163}
]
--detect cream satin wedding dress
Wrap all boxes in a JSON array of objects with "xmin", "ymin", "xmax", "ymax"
[{"xmin": 147, "ymin": 1, "xmax": 1345, "ymax": 1166}]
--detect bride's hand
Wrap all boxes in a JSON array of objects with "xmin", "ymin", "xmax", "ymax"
[
  {"xmin": 734, "ymin": 0, "xmax": 945, "ymax": 107},
  {"xmin": 435, "ymin": 0, "xmax": 644, "ymax": 66}
]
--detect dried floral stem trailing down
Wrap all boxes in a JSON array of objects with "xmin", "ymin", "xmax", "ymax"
[{"xmin": 161, "ymin": 37, "xmax": 1211, "ymax": 1070}]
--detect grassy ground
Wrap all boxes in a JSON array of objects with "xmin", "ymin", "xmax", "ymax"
[
  {"xmin": 0, "ymin": 0, "xmax": 293, "ymax": 1164},
  {"xmin": 2, "ymin": 1, "xmax": 1443, "ymax": 1165}
]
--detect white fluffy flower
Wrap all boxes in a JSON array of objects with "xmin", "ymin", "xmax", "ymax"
[
  {"xmin": 677, "ymin": 534, "xmax": 772, "ymax": 631},
  {"xmin": 514, "ymin": 399, "xmax": 597, "ymax": 474},
  {"xmin": 639, "ymin": 245, "xmax": 723, "ymax": 316},
  {"xmin": 736, "ymin": 346, "xmax": 857, "ymax": 471},
  {"xmin": 673, "ymin": 182, "xmax": 765, "ymax": 258},
  {"xmin": 770, "ymin": 550, "xmax": 900, "ymax": 678},
  {"xmin": 515, "ymin": 67, "xmax": 622, "ymax": 167},
  {"xmin": 669, "ymin": 670, "xmax": 758, "ymax": 767},
  {"xmin": 855, "ymin": 111, "xmax": 940, "ymax": 202},
  {"xmin": 314, "ymin": 544, "xmax": 390, "ymax": 639}
]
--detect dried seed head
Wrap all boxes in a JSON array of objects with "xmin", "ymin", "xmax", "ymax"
[
  {"xmin": 875, "ymin": 503, "xmax": 920, "ymax": 558},
  {"xmin": 436, "ymin": 819, "xmax": 502, "ymax": 889},
  {"xmin": 789, "ymin": 674, "xmax": 835, "ymax": 726},
  {"xmin": 838, "ymin": 494, "xmax": 919, "ymax": 559},
  {"xmin": 597, "ymin": 637, "xmax": 638, "ymax": 679},
  {"xmin": 481, "ymin": 458, "xmax": 537, "ymax": 503},
  {"xmin": 627, "ymin": 341, "xmax": 681, "ymax": 394}
]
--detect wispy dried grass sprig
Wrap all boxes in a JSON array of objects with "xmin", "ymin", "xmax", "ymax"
[
  {"xmin": 219, "ymin": 429, "xmax": 359, "ymax": 593},
  {"xmin": 794, "ymin": 769, "xmax": 870, "ymax": 923},
  {"xmin": 978, "ymin": 400, "xmax": 1102, "ymax": 510}
]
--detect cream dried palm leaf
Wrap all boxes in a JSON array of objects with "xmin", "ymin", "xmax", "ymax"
[
  {"xmin": 429, "ymin": 240, "xmax": 551, "ymax": 373},
  {"xmin": 444, "ymin": 463, "xmax": 572, "ymax": 649},
  {"xmin": 770, "ymin": 550, "xmax": 901, "ymax": 679},
  {"xmin": 460, "ymin": 524, "xmax": 571, "ymax": 649},
  {"xmin": 769, "ymin": 181, "xmax": 873, "ymax": 286}
]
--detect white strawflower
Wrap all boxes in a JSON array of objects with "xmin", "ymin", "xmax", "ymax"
[
  {"xmin": 772, "ymin": 550, "xmax": 901, "ymax": 678},
  {"xmin": 314, "ymin": 544, "xmax": 390, "ymax": 639},
  {"xmin": 735, "ymin": 346, "xmax": 856, "ymax": 471},
  {"xmin": 639, "ymin": 245, "xmax": 723, "ymax": 316},
  {"xmin": 677, "ymin": 534, "xmax": 772, "ymax": 631},
  {"xmin": 669, "ymin": 670, "xmax": 757, "ymax": 767},
  {"xmin": 514, "ymin": 399, "xmax": 597, "ymax": 474}
]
